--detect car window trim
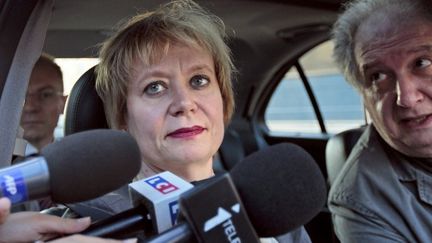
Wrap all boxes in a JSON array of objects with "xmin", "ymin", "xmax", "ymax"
[{"xmin": 294, "ymin": 61, "xmax": 327, "ymax": 134}]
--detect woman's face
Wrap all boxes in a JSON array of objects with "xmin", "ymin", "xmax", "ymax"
[{"xmin": 126, "ymin": 43, "xmax": 225, "ymax": 176}]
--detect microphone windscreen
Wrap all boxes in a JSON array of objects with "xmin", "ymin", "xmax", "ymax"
[
  {"xmin": 230, "ymin": 143, "xmax": 327, "ymax": 237},
  {"xmin": 41, "ymin": 129, "xmax": 141, "ymax": 203}
]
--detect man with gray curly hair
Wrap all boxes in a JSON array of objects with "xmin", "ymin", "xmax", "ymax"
[{"xmin": 328, "ymin": 0, "xmax": 432, "ymax": 242}]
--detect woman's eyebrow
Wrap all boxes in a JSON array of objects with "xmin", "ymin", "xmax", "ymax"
[{"xmin": 188, "ymin": 64, "xmax": 214, "ymax": 73}]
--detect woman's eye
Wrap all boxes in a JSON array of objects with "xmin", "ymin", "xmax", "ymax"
[
  {"xmin": 144, "ymin": 81, "xmax": 166, "ymax": 95},
  {"xmin": 414, "ymin": 58, "xmax": 432, "ymax": 69},
  {"xmin": 190, "ymin": 75, "xmax": 210, "ymax": 88}
]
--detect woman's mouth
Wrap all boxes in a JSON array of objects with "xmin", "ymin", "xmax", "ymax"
[{"xmin": 167, "ymin": 126, "xmax": 205, "ymax": 138}]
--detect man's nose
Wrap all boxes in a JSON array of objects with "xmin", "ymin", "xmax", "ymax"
[
  {"xmin": 396, "ymin": 75, "xmax": 424, "ymax": 108},
  {"xmin": 23, "ymin": 94, "xmax": 42, "ymax": 112}
]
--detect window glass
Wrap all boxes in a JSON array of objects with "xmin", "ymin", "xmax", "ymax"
[
  {"xmin": 265, "ymin": 41, "xmax": 365, "ymax": 135},
  {"xmin": 265, "ymin": 68, "xmax": 321, "ymax": 134},
  {"xmin": 54, "ymin": 58, "xmax": 100, "ymax": 138}
]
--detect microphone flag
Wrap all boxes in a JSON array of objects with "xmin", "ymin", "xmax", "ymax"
[
  {"xmin": 129, "ymin": 171, "xmax": 194, "ymax": 233},
  {"xmin": 179, "ymin": 173, "xmax": 260, "ymax": 243}
]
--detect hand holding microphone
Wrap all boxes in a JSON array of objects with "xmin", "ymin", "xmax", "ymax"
[
  {"xmin": 0, "ymin": 195, "xmax": 92, "ymax": 242},
  {"xmin": 0, "ymin": 129, "xmax": 142, "ymax": 243},
  {"xmin": 0, "ymin": 198, "xmax": 134, "ymax": 243},
  {"xmin": 0, "ymin": 203, "xmax": 133, "ymax": 243},
  {"xmin": 0, "ymin": 197, "xmax": 11, "ymax": 224},
  {"xmin": 0, "ymin": 129, "xmax": 141, "ymax": 205}
]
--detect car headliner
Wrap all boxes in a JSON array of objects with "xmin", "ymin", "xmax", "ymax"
[{"xmin": 45, "ymin": 0, "xmax": 344, "ymax": 57}]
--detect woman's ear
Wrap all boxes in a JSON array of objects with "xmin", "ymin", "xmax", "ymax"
[
  {"xmin": 119, "ymin": 113, "xmax": 128, "ymax": 131},
  {"xmin": 118, "ymin": 120, "xmax": 128, "ymax": 131}
]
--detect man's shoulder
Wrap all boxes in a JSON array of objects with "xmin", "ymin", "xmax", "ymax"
[{"xmin": 328, "ymin": 126, "xmax": 392, "ymax": 203}]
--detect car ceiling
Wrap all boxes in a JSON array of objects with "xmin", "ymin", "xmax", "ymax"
[{"xmin": 45, "ymin": 0, "xmax": 344, "ymax": 58}]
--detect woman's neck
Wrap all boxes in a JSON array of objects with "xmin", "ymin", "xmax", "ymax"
[{"xmin": 136, "ymin": 160, "xmax": 214, "ymax": 182}]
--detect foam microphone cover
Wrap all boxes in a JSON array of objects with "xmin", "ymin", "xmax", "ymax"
[
  {"xmin": 41, "ymin": 129, "xmax": 141, "ymax": 203},
  {"xmin": 230, "ymin": 143, "xmax": 327, "ymax": 237}
]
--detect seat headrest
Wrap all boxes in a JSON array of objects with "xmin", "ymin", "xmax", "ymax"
[
  {"xmin": 64, "ymin": 65, "xmax": 108, "ymax": 135},
  {"xmin": 325, "ymin": 125, "xmax": 367, "ymax": 185}
]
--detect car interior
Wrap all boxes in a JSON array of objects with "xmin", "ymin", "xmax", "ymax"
[{"xmin": 0, "ymin": 0, "xmax": 371, "ymax": 242}]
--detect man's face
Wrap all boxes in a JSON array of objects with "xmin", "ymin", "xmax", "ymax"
[
  {"xmin": 355, "ymin": 17, "xmax": 432, "ymax": 157},
  {"xmin": 20, "ymin": 64, "xmax": 66, "ymax": 149}
]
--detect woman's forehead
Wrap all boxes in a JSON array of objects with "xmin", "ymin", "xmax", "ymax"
[{"xmin": 134, "ymin": 40, "xmax": 211, "ymax": 66}]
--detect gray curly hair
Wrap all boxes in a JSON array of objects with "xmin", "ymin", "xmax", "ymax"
[{"xmin": 332, "ymin": 0, "xmax": 432, "ymax": 91}]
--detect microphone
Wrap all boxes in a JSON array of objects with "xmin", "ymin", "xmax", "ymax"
[
  {"xmin": 129, "ymin": 171, "xmax": 194, "ymax": 233},
  {"xmin": 83, "ymin": 142, "xmax": 327, "ymax": 241},
  {"xmin": 176, "ymin": 173, "xmax": 260, "ymax": 243},
  {"xmin": 82, "ymin": 171, "xmax": 194, "ymax": 238},
  {"xmin": 147, "ymin": 142, "xmax": 327, "ymax": 242},
  {"xmin": 0, "ymin": 129, "xmax": 141, "ymax": 204}
]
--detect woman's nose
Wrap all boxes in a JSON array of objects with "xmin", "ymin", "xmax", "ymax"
[{"xmin": 168, "ymin": 87, "xmax": 198, "ymax": 116}]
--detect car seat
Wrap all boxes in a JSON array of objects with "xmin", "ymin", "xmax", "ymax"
[
  {"xmin": 325, "ymin": 125, "xmax": 367, "ymax": 186},
  {"xmin": 64, "ymin": 65, "xmax": 245, "ymax": 173}
]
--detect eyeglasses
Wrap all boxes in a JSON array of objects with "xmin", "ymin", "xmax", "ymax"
[{"xmin": 25, "ymin": 89, "xmax": 64, "ymax": 104}]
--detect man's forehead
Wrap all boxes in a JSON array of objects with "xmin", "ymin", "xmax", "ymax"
[
  {"xmin": 355, "ymin": 10, "xmax": 422, "ymax": 46},
  {"xmin": 28, "ymin": 65, "xmax": 63, "ymax": 91},
  {"xmin": 354, "ymin": 14, "xmax": 432, "ymax": 61}
]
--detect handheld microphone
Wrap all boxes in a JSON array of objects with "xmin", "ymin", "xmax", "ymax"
[
  {"xmin": 177, "ymin": 173, "xmax": 260, "ymax": 243},
  {"xmin": 0, "ymin": 129, "xmax": 141, "ymax": 204},
  {"xmin": 129, "ymin": 171, "xmax": 194, "ymax": 233},
  {"xmin": 82, "ymin": 171, "xmax": 194, "ymax": 238},
  {"xmin": 147, "ymin": 143, "xmax": 327, "ymax": 242}
]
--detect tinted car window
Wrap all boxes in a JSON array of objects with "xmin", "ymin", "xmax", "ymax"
[{"xmin": 265, "ymin": 40, "xmax": 366, "ymax": 135}]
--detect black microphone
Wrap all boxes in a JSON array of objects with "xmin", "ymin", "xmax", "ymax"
[
  {"xmin": 0, "ymin": 129, "xmax": 141, "ymax": 204},
  {"xmin": 146, "ymin": 142, "xmax": 327, "ymax": 242}
]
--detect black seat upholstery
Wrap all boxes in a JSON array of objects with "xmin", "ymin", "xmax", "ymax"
[
  {"xmin": 325, "ymin": 126, "xmax": 367, "ymax": 185},
  {"xmin": 64, "ymin": 66, "xmax": 108, "ymax": 135},
  {"xmin": 64, "ymin": 66, "xmax": 244, "ymax": 172}
]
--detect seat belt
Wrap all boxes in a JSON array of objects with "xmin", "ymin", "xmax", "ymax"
[{"xmin": 0, "ymin": 0, "xmax": 54, "ymax": 168}]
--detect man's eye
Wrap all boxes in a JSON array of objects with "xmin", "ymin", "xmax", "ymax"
[
  {"xmin": 370, "ymin": 72, "xmax": 387, "ymax": 83},
  {"xmin": 190, "ymin": 75, "xmax": 210, "ymax": 88},
  {"xmin": 415, "ymin": 58, "xmax": 432, "ymax": 69},
  {"xmin": 144, "ymin": 81, "xmax": 166, "ymax": 95},
  {"xmin": 40, "ymin": 91, "xmax": 55, "ymax": 99}
]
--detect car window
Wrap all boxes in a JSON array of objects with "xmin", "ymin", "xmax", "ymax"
[
  {"xmin": 54, "ymin": 58, "xmax": 99, "ymax": 138},
  {"xmin": 265, "ymin": 40, "xmax": 366, "ymax": 135}
]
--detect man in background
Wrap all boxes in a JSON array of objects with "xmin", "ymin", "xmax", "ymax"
[
  {"xmin": 16, "ymin": 53, "xmax": 67, "ymax": 211},
  {"xmin": 20, "ymin": 53, "xmax": 67, "ymax": 152},
  {"xmin": 328, "ymin": 0, "xmax": 432, "ymax": 242}
]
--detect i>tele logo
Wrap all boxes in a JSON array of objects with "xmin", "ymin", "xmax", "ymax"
[
  {"xmin": 204, "ymin": 203, "xmax": 242, "ymax": 243},
  {"xmin": 204, "ymin": 203, "xmax": 240, "ymax": 232},
  {"xmin": 145, "ymin": 176, "xmax": 179, "ymax": 194}
]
